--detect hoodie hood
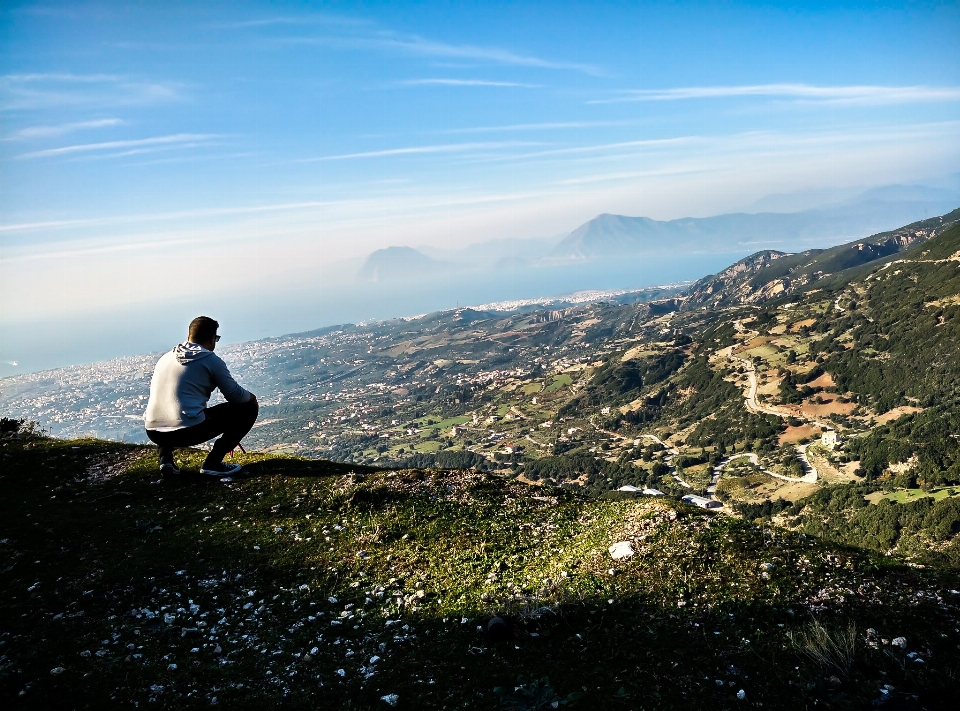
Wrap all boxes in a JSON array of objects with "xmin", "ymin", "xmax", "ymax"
[{"xmin": 173, "ymin": 341, "xmax": 213, "ymax": 365}]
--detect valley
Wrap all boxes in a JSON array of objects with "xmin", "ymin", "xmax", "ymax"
[
  {"xmin": 4, "ymin": 209, "xmax": 960, "ymax": 568},
  {"xmin": 4, "ymin": 209, "xmax": 960, "ymax": 709}
]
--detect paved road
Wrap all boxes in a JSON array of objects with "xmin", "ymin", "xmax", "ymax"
[
  {"xmin": 727, "ymin": 350, "xmax": 794, "ymax": 419},
  {"xmin": 795, "ymin": 444, "xmax": 819, "ymax": 481},
  {"xmin": 708, "ymin": 452, "xmax": 817, "ymax": 495},
  {"xmin": 639, "ymin": 434, "xmax": 691, "ymax": 489},
  {"xmin": 725, "ymin": 346, "xmax": 821, "ymax": 482}
]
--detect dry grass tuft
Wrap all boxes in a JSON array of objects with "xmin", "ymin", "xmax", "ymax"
[{"xmin": 788, "ymin": 619, "xmax": 858, "ymax": 676}]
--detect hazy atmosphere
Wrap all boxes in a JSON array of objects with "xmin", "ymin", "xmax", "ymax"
[
  {"xmin": 7, "ymin": 5, "xmax": 960, "ymax": 708},
  {"xmin": 2, "ymin": 0, "xmax": 959, "ymax": 374}
]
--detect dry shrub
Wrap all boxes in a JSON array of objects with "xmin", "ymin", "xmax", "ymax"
[{"xmin": 788, "ymin": 619, "xmax": 858, "ymax": 676}]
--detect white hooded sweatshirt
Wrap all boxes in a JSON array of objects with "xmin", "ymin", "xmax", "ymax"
[{"xmin": 143, "ymin": 342, "xmax": 251, "ymax": 431}]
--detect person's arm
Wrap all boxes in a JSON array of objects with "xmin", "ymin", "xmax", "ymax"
[{"xmin": 209, "ymin": 354, "xmax": 253, "ymax": 404}]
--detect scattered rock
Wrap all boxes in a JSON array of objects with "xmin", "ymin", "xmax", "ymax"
[
  {"xmin": 381, "ymin": 693, "xmax": 399, "ymax": 706},
  {"xmin": 891, "ymin": 637, "xmax": 907, "ymax": 649},
  {"xmin": 608, "ymin": 541, "xmax": 635, "ymax": 560},
  {"xmin": 487, "ymin": 617, "xmax": 509, "ymax": 641},
  {"xmin": 50, "ymin": 667, "xmax": 65, "ymax": 676}
]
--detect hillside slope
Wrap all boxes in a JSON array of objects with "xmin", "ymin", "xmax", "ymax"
[
  {"xmin": 682, "ymin": 208, "xmax": 960, "ymax": 310},
  {"xmin": 2, "ymin": 433, "xmax": 959, "ymax": 709}
]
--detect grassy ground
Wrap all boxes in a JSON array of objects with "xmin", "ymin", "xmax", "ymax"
[
  {"xmin": 865, "ymin": 488, "xmax": 960, "ymax": 505},
  {"xmin": 2, "ymin": 434, "xmax": 960, "ymax": 709},
  {"xmin": 543, "ymin": 375, "xmax": 572, "ymax": 394},
  {"xmin": 414, "ymin": 416, "xmax": 471, "ymax": 431}
]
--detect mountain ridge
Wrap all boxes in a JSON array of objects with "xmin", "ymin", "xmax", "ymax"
[
  {"xmin": 679, "ymin": 207, "xmax": 960, "ymax": 310},
  {"xmin": 551, "ymin": 198, "xmax": 960, "ymax": 260}
]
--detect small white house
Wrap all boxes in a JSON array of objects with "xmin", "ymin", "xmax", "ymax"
[
  {"xmin": 618, "ymin": 486, "xmax": 666, "ymax": 497},
  {"xmin": 821, "ymin": 430, "xmax": 841, "ymax": 449},
  {"xmin": 682, "ymin": 494, "xmax": 722, "ymax": 509}
]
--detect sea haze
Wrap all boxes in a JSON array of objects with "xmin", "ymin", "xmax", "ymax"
[
  {"xmin": 3, "ymin": 179, "xmax": 958, "ymax": 377},
  {"xmin": 0, "ymin": 250, "xmax": 736, "ymax": 377}
]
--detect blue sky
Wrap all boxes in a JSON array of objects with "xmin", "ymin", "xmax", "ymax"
[{"xmin": 1, "ymin": 0, "xmax": 959, "ymax": 370}]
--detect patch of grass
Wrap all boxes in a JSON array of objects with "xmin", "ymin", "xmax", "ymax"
[
  {"xmin": 740, "ymin": 344, "xmax": 778, "ymax": 361},
  {"xmin": 543, "ymin": 375, "xmax": 572, "ymax": 394},
  {"xmin": 2, "ymin": 435, "xmax": 959, "ymax": 709},
  {"xmin": 879, "ymin": 488, "xmax": 960, "ymax": 504},
  {"xmin": 411, "ymin": 440, "xmax": 441, "ymax": 452}
]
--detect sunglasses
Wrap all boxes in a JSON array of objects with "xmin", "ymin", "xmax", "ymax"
[{"xmin": 215, "ymin": 335, "xmax": 221, "ymax": 342}]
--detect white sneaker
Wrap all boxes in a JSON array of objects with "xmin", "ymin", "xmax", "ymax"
[{"xmin": 199, "ymin": 462, "xmax": 242, "ymax": 477}]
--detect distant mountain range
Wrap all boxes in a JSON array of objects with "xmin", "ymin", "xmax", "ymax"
[
  {"xmin": 359, "ymin": 246, "xmax": 443, "ymax": 282},
  {"xmin": 356, "ymin": 182, "xmax": 960, "ymax": 278},
  {"xmin": 551, "ymin": 185, "xmax": 960, "ymax": 259}
]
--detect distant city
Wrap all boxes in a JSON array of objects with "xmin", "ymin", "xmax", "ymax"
[{"xmin": 0, "ymin": 282, "xmax": 684, "ymax": 451}]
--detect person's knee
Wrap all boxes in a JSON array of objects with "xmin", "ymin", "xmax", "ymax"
[{"xmin": 241, "ymin": 397, "xmax": 259, "ymax": 425}]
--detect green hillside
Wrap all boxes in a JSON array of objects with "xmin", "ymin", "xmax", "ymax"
[
  {"xmin": 2, "ymin": 433, "xmax": 959, "ymax": 709},
  {"xmin": 6, "ymin": 211, "xmax": 960, "ymax": 709},
  {"xmin": 683, "ymin": 208, "xmax": 960, "ymax": 310}
]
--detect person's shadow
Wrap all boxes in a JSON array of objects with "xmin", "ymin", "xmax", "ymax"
[{"xmin": 219, "ymin": 457, "xmax": 382, "ymax": 480}]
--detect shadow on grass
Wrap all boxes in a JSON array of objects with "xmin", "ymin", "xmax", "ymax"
[{"xmin": 2, "ymin": 436, "xmax": 958, "ymax": 710}]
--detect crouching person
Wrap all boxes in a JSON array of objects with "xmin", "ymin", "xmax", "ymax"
[{"xmin": 144, "ymin": 316, "xmax": 258, "ymax": 478}]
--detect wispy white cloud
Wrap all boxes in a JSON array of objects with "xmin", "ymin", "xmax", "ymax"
[
  {"xmin": 592, "ymin": 83, "xmax": 960, "ymax": 105},
  {"xmin": 377, "ymin": 34, "xmax": 601, "ymax": 74},
  {"xmin": 0, "ymin": 73, "xmax": 181, "ymax": 110},
  {"xmin": 299, "ymin": 141, "xmax": 543, "ymax": 162},
  {"xmin": 439, "ymin": 120, "xmax": 635, "ymax": 134},
  {"xmin": 215, "ymin": 14, "xmax": 368, "ymax": 29},
  {"xmin": 400, "ymin": 78, "xmax": 542, "ymax": 88},
  {"xmin": 4, "ymin": 118, "xmax": 124, "ymax": 140},
  {"xmin": 16, "ymin": 133, "xmax": 220, "ymax": 159},
  {"xmin": 2, "ymin": 73, "xmax": 122, "ymax": 83},
  {"xmin": 469, "ymin": 136, "xmax": 703, "ymax": 163},
  {"xmin": 0, "ymin": 199, "xmax": 335, "ymax": 234},
  {"xmin": 274, "ymin": 33, "xmax": 601, "ymax": 74}
]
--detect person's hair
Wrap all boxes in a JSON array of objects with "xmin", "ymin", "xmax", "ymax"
[{"xmin": 188, "ymin": 316, "xmax": 219, "ymax": 344}]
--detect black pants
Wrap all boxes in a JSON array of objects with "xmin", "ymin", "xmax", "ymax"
[{"xmin": 146, "ymin": 399, "xmax": 259, "ymax": 466}]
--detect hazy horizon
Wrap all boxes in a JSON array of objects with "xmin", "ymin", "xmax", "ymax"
[{"xmin": 2, "ymin": 0, "xmax": 959, "ymax": 376}]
